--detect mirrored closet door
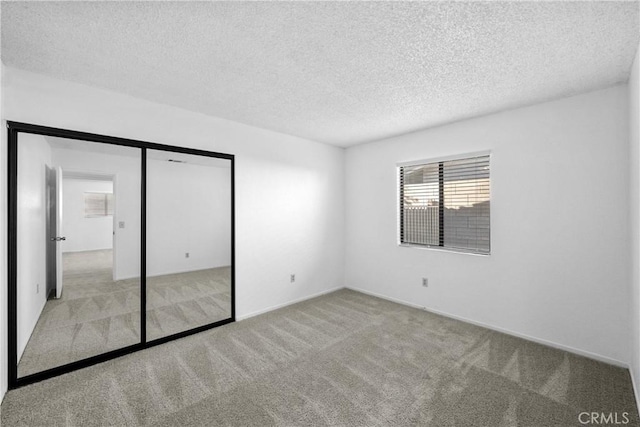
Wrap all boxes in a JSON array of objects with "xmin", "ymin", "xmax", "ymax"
[
  {"xmin": 146, "ymin": 150, "xmax": 232, "ymax": 341},
  {"xmin": 9, "ymin": 122, "xmax": 235, "ymax": 387},
  {"xmin": 15, "ymin": 134, "xmax": 142, "ymax": 378}
]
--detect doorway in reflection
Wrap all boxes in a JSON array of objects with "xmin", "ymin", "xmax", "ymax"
[{"xmin": 16, "ymin": 135, "xmax": 141, "ymax": 378}]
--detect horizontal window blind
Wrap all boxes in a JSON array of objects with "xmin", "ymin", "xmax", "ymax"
[
  {"xmin": 399, "ymin": 154, "xmax": 490, "ymax": 254},
  {"xmin": 84, "ymin": 192, "xmax": 114, "ymax": 217}
]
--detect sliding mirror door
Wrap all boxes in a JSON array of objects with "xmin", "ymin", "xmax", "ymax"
[
  {"xmin": 146, "ymin": 150, "xmax": 233, "ymax": 341},
  {"xmin": 9, "ymin": 122, "xmax": 234, "ymax": 387},
  {"xmin": 15, "ymin": 134, "xmax": 142, "ymax": 378}
]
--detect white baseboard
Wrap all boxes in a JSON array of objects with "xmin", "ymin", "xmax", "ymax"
[
  {"xmin": 62, "ymin": 248, "xmax": 112, "ymax": 254},
  {"xmin": 236, "ymin": 286, "xmax": 343, "ymax": 321},
  {"xmin": 346, "ymin": 285, "xmax": 628, "ymax": 368},
  {"xmin": 113, "ymin": 265, "xmax": 230, "ymax": 282},
  {"xmin": 146, "ymin": 264, "xmax": 230, "ymax": 279}
]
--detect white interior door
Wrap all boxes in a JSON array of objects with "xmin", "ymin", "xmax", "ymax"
[{"xmin": 56, "ymin": 166, "xmax": 64, "ymax": 298}]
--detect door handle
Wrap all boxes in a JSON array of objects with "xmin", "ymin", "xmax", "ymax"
[{"xmin": 50, "ymin": 237, "xmax": 66, "ymax": 242}]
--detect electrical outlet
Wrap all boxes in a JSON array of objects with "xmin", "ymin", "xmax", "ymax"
[
  {"xmin": 290, "ymin": 274, "xmax": 296, "ymax": 283},
  {"xmin": 422, "ymin": 278, "xmax": 428, "ymax": 287},
  {"xmin": 185, "ymin": 252, "xmax": 190, "ymax": 258}
]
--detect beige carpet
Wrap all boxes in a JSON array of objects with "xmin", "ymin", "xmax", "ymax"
[
  {"xmin": 18, "ymin": 250, "xmax": 231, "ymax": 377},
  {"xmin": 4, "ymin": 289, "xmax": 638, "ymax": 426}
]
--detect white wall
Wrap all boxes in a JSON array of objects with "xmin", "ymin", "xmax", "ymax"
[
  {"xmin": 345, "ymin": 85, "xmax": 630, "ymax": 365},
  {"xmin": 629, "ymin": 42, "xmax": 640, "ymax": 406},
  {"xmin": 147, "ymin": 159, "xmax": 231, "ymax": 276},
  {"xmin": 61, "ymin": 179, "xmax": 114, "ymax": 253},
  {"xmin": 52, "ymin": 148, "xmax": 141, "ymax": 281},
  {"xmin": 0, "ymin": 66, "xmax": 345, "ymax": 399},
  {"xmin": 16, "ymin": 133, "xmax": 52, "ymax": 362}
]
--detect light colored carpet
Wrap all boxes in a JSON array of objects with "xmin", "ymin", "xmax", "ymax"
[
  {"xmin": 4, "ymin": 289, "xmax": 638, "ymax": 426},
  {"xmin": 146, "ymin": 267, "xmax": 231, "ymax": 341},
  {"xmin": 18, "ymin": 250, "xmax": 231, "ymax": 377}
]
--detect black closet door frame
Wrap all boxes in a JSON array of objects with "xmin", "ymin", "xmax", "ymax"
[{"xmin": 7, "ymin": 121, "xmax": 236, "ymax": 389}]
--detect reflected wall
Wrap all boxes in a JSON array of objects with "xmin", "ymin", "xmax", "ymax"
[{"xmin": 146, "ymin": 150, "xmax": 232, "ymax": 340}]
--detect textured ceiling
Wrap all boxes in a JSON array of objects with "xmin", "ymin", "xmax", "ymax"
[{"xmin": 2, "ymin": 1, "xmax": 639, "ymax": 147}]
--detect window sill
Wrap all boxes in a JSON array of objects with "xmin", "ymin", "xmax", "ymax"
[{"xmin": 398, "ymin": 243, "xmax": 490, "ymax": 256}]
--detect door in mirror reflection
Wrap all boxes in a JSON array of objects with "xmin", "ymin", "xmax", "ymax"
[
  {"xmin": 16, "ymin": 134, "xmax": 141, "ymax": 378},
  {"xmin": 146, "ymin": 150, "xmax": 232, "ymax": 341}
]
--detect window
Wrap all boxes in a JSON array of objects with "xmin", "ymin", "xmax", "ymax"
[
  {"xmin": 399, "ymin": 153, "xmax": 490, "ymax": 254},
  {"xmin": 84, "ymin": 192, "xmax": 114, "ymax": 217}
]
